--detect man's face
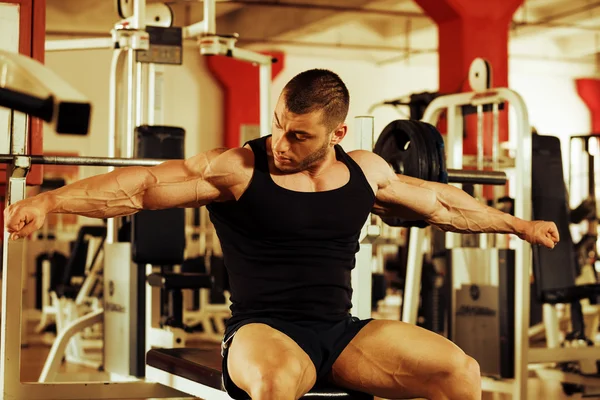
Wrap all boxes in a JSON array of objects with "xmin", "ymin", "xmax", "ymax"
[{"xmin": 271, "ymin": 98, "xmax": 345, "ymax": 173}]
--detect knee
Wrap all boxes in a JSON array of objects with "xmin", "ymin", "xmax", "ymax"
[
  {"xmin": 460, "ymin": 355, "xmax": 481, "ymax": 388},
  {"xmin": 437, "ymin": 353, "xmax": 481, "ymax": 396},
  {"xmin": 249, "ymin": 359, "xmax": 312, "ymax": 400},
  {"xmin": 448, "ymin": 353, "xmax": 481, "ymax": 393}
]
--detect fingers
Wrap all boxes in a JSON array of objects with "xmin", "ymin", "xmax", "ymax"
[
  {"xmin": 4, "ymin": 205, "xmax": 25, "ymax": 231},
  {"xmin": 16, "ymin": 220, "xmax": 40, "ymax": 239},
  {"xmin": 540, "ymin": 223, "xmax": 559, "ymax": 249},
  {"xmin": 3, "ymin": 204, "xmax": 42, "ymax": 240},
  {"xmin": 543, "ymin": 237, "xmax": 556, "ymax": 249}
]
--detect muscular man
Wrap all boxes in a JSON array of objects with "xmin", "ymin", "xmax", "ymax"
[{"xmin": 5, "ymin": 69, "xmax": 558, "ymax": 400}]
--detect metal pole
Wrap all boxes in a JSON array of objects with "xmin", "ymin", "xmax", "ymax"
[
  {"xmin": 492, "ymin": 102, "xmax": 503, "ymax": 247},
  {"xmin": 0, "ymin": 111, "xmax": 29, "ymax": 398},
  {"xmin": 132, "ymin": 0, "xmax": 145, "ymax": 30},
  {"xmin": 0, "ymin": 155, "xmax": 164, "ymax": 167},
  {"xmin": 107, "ymin": 49, "xmax": 125, "ymax": 244},
  {"xmin": 446, "ymin": 169, "xmax": 507, "ymax": 185},
  {"xmin": 125, "ymin": 50, "xmax": 137, "ymax": 159},
  {"xmin": 0, "ymin": 154, "xmax": 508, "ymax": 182},
  {"xmin": 445, "ymin": 104, "xmax": 463, "ymax": 249},
  {"xmin": 401, "ymin": 227, "xmax": 425, "ymax": 324},
  {"xmin": 204, "ymin": 0, "xmax": 216, "ymax": 35},
  {"xmin": 476, "ymin": 104, "xmax": 486, "ymax": 249},
  {"xmin": 259, "ymin": 62, "xmax": 272, "ymax": 137},
  {"xmin": 502, "ymin": 88, "xmax": 532, "ymax": 400},
  {"xmin": 353, "ymin": 116, "xmax": 377, "ymax": 320}
]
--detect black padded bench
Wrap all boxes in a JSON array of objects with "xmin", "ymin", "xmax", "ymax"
[{"xmin": 147, "ymin": 348, "xmax": 374, "ymax": 399}]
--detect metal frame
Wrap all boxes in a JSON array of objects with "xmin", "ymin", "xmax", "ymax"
[
  {"xmin": 400, "ymin": 88, "xmax": 532, "ymax": 399},
  {"xmin": 182, "ymin": 0, "xmax": 273, "ymax": 137},
  {"xmin": 0, "ymin": 57, "xmax": 185, "ymax": 400},
  {"xmin": 353, "ymin": 116, "xmax": 378, "ymax": 320},
  {"xmin": 147, "ymin": 366, "xmax": 233, "ymax": 400},
  {"xmin": 1, "ymin": 0, "xmax": 275, "ymax": 397}
]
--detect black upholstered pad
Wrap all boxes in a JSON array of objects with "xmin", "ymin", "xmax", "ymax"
[
  {"xmin": 147, "ymin": 348, "xmax": 373, "ymax": 399},
  {"xmin": 147, "ymin": 272, "xmax": 213, "ymax": 290}
]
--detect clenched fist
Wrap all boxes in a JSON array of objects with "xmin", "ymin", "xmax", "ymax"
[
  {"xmin": 4, "ymin": 198, "xmax": 47, "ymax": 240},
  {"xmin": 518, "ymin": 221, "xmax": 560, "ymax": 249}
]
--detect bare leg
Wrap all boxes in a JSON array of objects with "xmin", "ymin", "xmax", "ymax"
[
  {"xmin": 330, "ymin": 320, "xmax": 481, "ymax": 400},
  {"xmin": 227, "ymin": 323, "xmax": 317, "ymax": 400}
]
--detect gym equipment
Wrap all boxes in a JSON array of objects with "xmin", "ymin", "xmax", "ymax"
[
  {"xmin": 363, "ymin": 115, "xmax": 505, "ymax": 231},
  {"xmin": 0, "ymin": 154, "xmax": 164, "ymax": 167},
  {"xmin": 530, "ymin": 134, "xmax": 600, "ymax": 396},
  {"xmin": 132, "ymin": 125, "xmax": 186, "ymax": 266},
  {"xmin": 373, "ymin": 120, "xmax": 507, "ymax": 228},
  {"xmin": 400, "ymin": 65, "xmax": 533, "ymax": 398},
  {"xmin": 468, "ymin": 58, "xmax": 492, "ymax": 92},
  {"xmin": 105, "ymin": 125, "xmax": 188, "ymax": 379},
  {"xmin": 147, "ymin": 348, "xmax": 374, "ymax": 400},
  {"xmin": 448, "ymin": 248, "xmax": 516, "ymax": 379},
  {"xmin": 147, "ymin": 254, "xmax": 229, "ymax": 344},
  {"xmin": 568, "ymin": 135, "xmax": 600, "ymax": 271},
  {"xmin": 0, "ymin": 49, "xmax": 90, "ymax": 135},
  {"xmin": 371, "ymin": 92, "xmax": 439, "ymax": 120},
  {"xmin": 39, "ymin": 227, "xmax": 106, "ymax": 382},
  {"xmin": 374, "ymin": 120, "xmax": 506, "ymax": 187},
  {"xmin": 0, "ymin": 12, "xmax": 185, "ymax": 400},
  {"xmin": 0, "ymin": 0, "xmax": 278, "ymax": 398}
]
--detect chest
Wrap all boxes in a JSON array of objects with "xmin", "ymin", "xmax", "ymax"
[
  {"xmin": 269, "ymin": 161, "xmax": 350, "ymax": 193},
  {"xmin": 247, "ymin": 184, "xmax": 373, "ymax": 242}
]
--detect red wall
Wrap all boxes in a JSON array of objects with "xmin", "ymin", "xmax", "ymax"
[{"xmin": 206, "ymin": 51, "xmax": 285, "ymax": 148}]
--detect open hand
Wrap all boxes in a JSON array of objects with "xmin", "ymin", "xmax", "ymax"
[
  {"xmin": 4, "ymin": 199, "xmax": 47, "ymax": 240},
  {"xmin": 519, "ymin": 221, "xmax": 560, "ymax": 249}
]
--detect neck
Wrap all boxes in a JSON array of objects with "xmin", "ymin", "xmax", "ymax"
[{"xmin": 302, "ymin": 147, "xmax": 337, "ymax": 178}]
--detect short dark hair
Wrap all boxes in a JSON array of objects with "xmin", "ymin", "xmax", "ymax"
[{"xmin": 282, "ymin": 69, "xmax": 350, "ymax": 131}]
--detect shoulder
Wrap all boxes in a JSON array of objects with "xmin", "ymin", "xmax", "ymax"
[
  {"xmin": 348, "ymin": 150, "xmax": 395, "ymax": 188},
  {"xmin": 185, "ymin": 147, "xmax": 255, "ymax": 200},
  {"xmin": 348, "ymin": 149, "xmax": 385, "ymax": 166},
  {"xmin": 185, "ymin": 147, "xmax": 254, "ymax": 175}
]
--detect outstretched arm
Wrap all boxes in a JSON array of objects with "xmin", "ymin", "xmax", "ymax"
[
  {"xmin": 4, "ymin": 147, "xmax": 253, "ymax": 238},
  {"xmin": 361, "ymin": 152, "xmax": 559, "ymax": 249}
]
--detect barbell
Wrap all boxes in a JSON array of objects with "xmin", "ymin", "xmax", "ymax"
[
  {"xmin": 0, "ymin": 120, "xmax": 506, "ymax": 230},
  {"xmin": 373, "ymin": 120, "xmax": 507, "ymax": 228},
  {"xmin": 0, "ymin": 154, "xmax": 164, "ymax": 167}
]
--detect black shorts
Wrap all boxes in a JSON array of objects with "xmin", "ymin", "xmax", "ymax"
[{"xmin": 220, "ymin": 315, "xmax": 373, "ymax": 400}]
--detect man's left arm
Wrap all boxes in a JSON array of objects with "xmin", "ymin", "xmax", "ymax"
[{"xmin": 365, "ymin": 153, "xmax": 560, "ymax": 249}]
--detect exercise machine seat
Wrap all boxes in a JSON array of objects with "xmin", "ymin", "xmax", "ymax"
[
  {"xmin": 147, "ymin": 272, "xmax": 213, "ymax": 290},
  {"xmin": 55, "ymin": 225, "xmax": 106, "ymax": 299},
  {"xmin": 531, "ymin": 134, "xmax": 600, "ymax": 304},
  {"xmin": 146, "ymin": 348, "xmax": 374, "ymax": 399},
  {"xmin": 542, "ymin": 283, "xmax": 600, "ymax": 304}
]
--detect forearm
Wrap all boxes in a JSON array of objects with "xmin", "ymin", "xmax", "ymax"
[
  {"xmin": 426, "ymin": 182, "xmax": 528, "ymax": 235},
  {"xmin": 34, "ymin": 167, "xmax": 150, "ymax": 219}
]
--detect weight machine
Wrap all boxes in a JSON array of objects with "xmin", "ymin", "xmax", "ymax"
[
  {"xmin": 0, "ymin": 0, "xmax": 274, "ymax": 398},
  {"xmin": 397, "ymin": 58, "xmax": 600, "ymax": 399}
]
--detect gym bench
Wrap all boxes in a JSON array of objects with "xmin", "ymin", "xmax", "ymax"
[{"xmin": 147, "ymin": 347, "xmax": 374, "ymax": 399}]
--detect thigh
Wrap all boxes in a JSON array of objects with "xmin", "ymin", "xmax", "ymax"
[
  {"xmin": 227, "ymin": 323, "xmax": 317, "ymax": 397},
  {"xmin": 329, "ymin": 319, "xmax": 473, "ymax": 399}
]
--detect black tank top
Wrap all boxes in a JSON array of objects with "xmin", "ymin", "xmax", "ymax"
[{"xmin": 206, "ymin": 136, "xmax": 375, "ymax": 324}]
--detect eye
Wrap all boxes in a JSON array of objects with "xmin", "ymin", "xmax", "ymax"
[{"xmin": 294, "ymin": 134, "xmax": 307, "ymax": 141}]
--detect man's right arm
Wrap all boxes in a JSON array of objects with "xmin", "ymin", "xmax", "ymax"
[{"xmin": 4, "ymin": 147, "xmax": 254, "ymax": 237}]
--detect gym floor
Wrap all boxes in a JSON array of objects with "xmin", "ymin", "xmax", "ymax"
[{"xmin": 19, "ymin": 321, "xmax": 585, "ymax": 400}]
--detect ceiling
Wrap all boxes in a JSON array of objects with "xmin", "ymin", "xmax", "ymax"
[{"xmin": 44, "ymin": 0, "xmax": 600, "ymax": 64}]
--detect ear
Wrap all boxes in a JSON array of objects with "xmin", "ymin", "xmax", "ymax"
[{"xmin": 330, "ymin": 124, "xmax": 347, "ymax": 146}]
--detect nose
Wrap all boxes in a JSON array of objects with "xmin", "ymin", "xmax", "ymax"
[{"xmin": 273, "ymin": 133, "xmax": 290, "ymax": 154}]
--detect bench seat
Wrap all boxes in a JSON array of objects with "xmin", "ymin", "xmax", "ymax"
[{"xmin": 147, "ymin": 348, "xmax": 374, "ymax": 399}]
